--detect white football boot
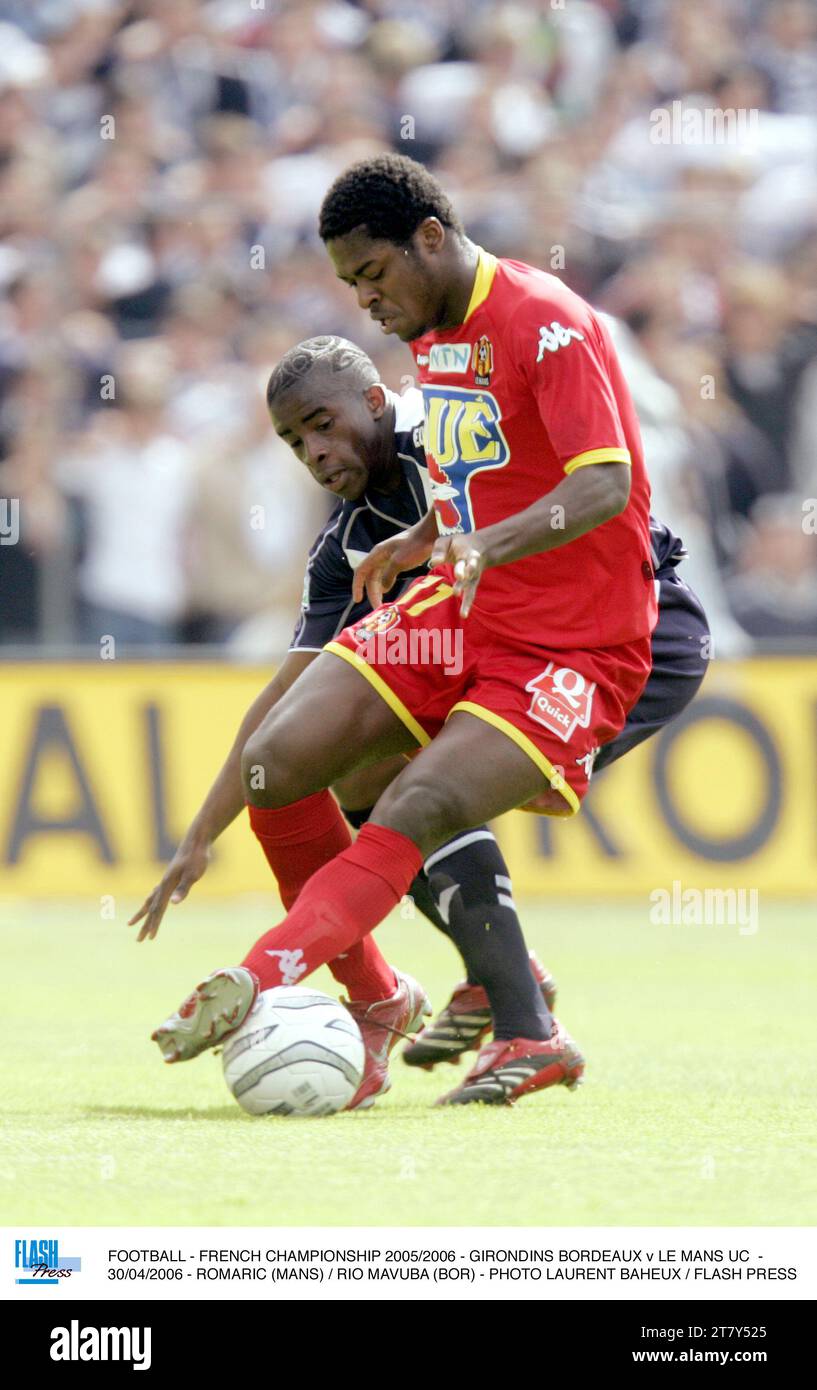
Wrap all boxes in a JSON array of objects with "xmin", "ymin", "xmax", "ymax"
[{"xmin": 152, "ymin": 967, "xmax": 258, "ymax": 1063}]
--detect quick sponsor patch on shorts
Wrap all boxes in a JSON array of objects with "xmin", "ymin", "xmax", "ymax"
[{"xmin": 525, "ymin": 664, "xmax": 596, "ymax": 743}]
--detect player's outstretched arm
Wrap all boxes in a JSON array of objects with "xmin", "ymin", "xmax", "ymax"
[
  {"xmin": 433, "ymin": 462, "xmax": 632, "ymax": 616},
  {"xmin": 352, "ymin": 508, "xmax": 438, "ymax": 610},
  {"xmin": 128, "ymin": 649, "xmax": 316, "ymax": 942},
  {"xmin": 480, "ymin": 461, "xmax": 631, "ymax": 564}
]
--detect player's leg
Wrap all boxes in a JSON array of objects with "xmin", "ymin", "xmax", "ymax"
[
  {"xmin": 241, "ymin": 651, "xmax": 426, "ymax": 992},
  {"xmin": 238, "ymin": 692, "xmax": 557, "ymax": 1097},
  {"xmin": 416, "ymin": 579, "xmax": 707, "ymax": 1086},
  {"xmin": 405, "ymin": 833, "xmax": 556, "ymax": 1067},
  {"xmin": 337, "ymin": 760, "xmax": 453, "ymax": 937},
  {"xmin": 243, "ymin": 653, "xmax": 434, "ymax": 1045},
  {"xmin": 337, "ymin": 758, "xmax": 553, "ymax": 994},
  {"xmin": 151, "ymin": 654, "xmax": 428, "ymax": 1066},
  {"xmin": 240, "ymin": 705, "xmax": 559, "ymax": 995},
  {"xmin": 241, "ymin": 654, "xmax": 414, "ymax": 935},
  {"xmin": 340, "ymin": 796, "xmax": 556, "ymax": 1067},
  {"xmin": 365, "ymin": 710, "xmax": 559, "ymax": 1043},
  {"xmin": 153, "ymin": 594, "xmax": 613, "ymax": 1100},
  {"xmin": 418, "ymin": 576, "xmax": 707, "ymax": 1072},
  {"xmin": 243, "ymin": 712, "xmax": 563, "ymax": 1000},
  {"xmin": 314, "ymin": 759, "xmax": 428, "ymax": 1006},
  {"xmin": 154, "ymin": 633, "xmax": 588, "ymax": 1082},
  {"xmin": 241, "ymin": 646, "xmax": 417, "ymax": 801},
  {"xmin": 239, "ymin": 708, "xmax": 583, "ymax": 1103}
]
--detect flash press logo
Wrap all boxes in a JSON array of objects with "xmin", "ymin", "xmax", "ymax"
[
  {"xmin": 51, "ymin": 1321, "xmax": 151, "ymax": 1372},
  {"xmin": 14, "ymin": 1237, "xmax": 81, "ymax": 1286}
]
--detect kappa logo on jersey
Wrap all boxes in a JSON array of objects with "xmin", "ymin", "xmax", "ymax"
[
  {"xmin": 422, "ymin": 385, "xmax": 509, "ymax": 533},
  {"xmin": 428, "ymin": 343, "xmax": 471, "ymax": 374},
  {"xmin": 525, "ymin": 663, "xmax": 596, "ymax": 743},
  {"xmin": 536, "ymin": 321, "xmax": 585, "ymax": 360},
  {"xmin": 472, "ymin": 335, "xmax": 493, "ymax": 386},
  {"xmin": 352, "ymin": 605, "xmax": 401, "ymax": 641}
]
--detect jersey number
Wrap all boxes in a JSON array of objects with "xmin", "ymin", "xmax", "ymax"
[{"xmin": 398, "ymin": 574, "xmax": 454, "ymax": 616}]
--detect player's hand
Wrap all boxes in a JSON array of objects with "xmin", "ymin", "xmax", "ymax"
[
  {"xmin": 430, "ymin": 534, "xmax": 487, "ymax": 617},
  {"xmin": 127, "ymin": 841, "xmax": 212, "ymax": 943},
  {"xmin": 352, "ymin": 528, "xmax": 432, "ymax": 610}
]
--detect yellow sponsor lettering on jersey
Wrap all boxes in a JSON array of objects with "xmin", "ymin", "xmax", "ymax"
[{"xmin": 421, "ymin": 385, "xmax": 510, "ymax": 533}]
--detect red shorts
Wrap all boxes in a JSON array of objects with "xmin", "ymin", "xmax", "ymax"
[{"xmin": 326, "ymin": 571, "xmax": 651, "ymax": 816}]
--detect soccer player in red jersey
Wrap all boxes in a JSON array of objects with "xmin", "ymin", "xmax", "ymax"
[{"xmin": 151, "ymin": 155, "xmax": 661, "ymax": 1105}]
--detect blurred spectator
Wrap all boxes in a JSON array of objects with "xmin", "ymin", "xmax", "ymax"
[
  {"xmin": 605, "ymin": 314, "xmax": 753, "ymax": 656},
  {"xmin": 183, "ymin": 386, "xmax": 325, "ymax": 650},
  {"xmin": 57, "ymin": 343, "xmax": 195, "ymax": 647},
  {"xmin": 727, "ymin": 493, "xmax": 817, "ymax": 640},
  {"xmin": 0, "ymin": 0, "xmax": 814, "ymax": 657},
  {"xmin": 750, "ymin": 0, "xmax": 817, "ymax": 116},
  {"xmin": 722, "ymin": 262, "xmax": 817, "ymax": 491}
]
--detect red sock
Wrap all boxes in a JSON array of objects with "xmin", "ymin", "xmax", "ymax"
[
  {"xmin": 242, "ymin": 823, "xmax": 423, "ymax": 991},
  {"xmin": 248, "ymin": 794, "xmax": 395, "ymax": 1000},
  {"xmin": 248, "ymin": 793, "xmax": 350, "ymax": 911},
  {"xmin": 328, "ymin": 935, "xmax": 397, "ymax": 1001}
]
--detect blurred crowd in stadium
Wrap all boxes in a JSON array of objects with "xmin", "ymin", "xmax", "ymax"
[{"xmin": 1, "ymin": 0, "xmax": 816, "ymax": 656}]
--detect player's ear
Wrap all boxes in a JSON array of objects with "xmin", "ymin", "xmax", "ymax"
[
  {"xmin": 363, "ymin": 383, "xmax": 387, "ymax": 419},
  {"xmin": 414, "ymin": 217, "xmax": 445, "ymax": 256}
]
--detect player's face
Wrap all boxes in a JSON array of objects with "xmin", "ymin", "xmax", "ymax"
[
  {"xmin": 271, "ymin": 379, "xmax": 384, "ymax": 502},
  {"xmin": 326, "ymin": 224, "xmax": 445, "ymax": 341}
]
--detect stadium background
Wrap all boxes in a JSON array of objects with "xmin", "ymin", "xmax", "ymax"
[
  {"xmin": 3, "ymin": 0, "xmax": 817, "ymax": 1235},
  {"xmin": 1, "ymin": 0, "xmax": 816, "ymax": 901}
]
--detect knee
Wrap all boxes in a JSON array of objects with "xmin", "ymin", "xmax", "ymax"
[
  {"xmin": 241, "ymin": 714, "xmax": 306, "ymax": 808},
  {"xmin": 371, "ymin": 774, "xmax": 471, "ymax": 856}
]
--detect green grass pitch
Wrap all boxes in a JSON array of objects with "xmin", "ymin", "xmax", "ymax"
[{"xmin": 2, "ymin": 898, "xmax": 815, "ymax": 1227}]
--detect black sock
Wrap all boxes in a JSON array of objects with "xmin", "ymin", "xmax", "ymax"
[
  {"xmin": 424, "ymin": 829, "xmax": 552, "ymax": 1042},
  {"xmin": 405, "ymin": 869, "xmax": 453, "ymax": 935},
  {"xmin": 343, "ymin": 809, "xmax": 550, "ymax": 1042}
]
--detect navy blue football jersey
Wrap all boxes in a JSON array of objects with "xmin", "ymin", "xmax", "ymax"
[
  {"xmin": 290, "ymin": 389, "xmax": 432, "ymax": 652},
  {"xmin": 650, "ymin": 516, "xmax": 687, "ymax": 573},
  {"xmin": 290, "ymin": 386, "xmax": 689, "ymax": 651}
]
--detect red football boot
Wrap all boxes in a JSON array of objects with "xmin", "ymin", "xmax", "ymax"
[
  {"xmin": 344, "ymin": 970, "xmax": 432, "ymax": 1109},
  {"xmin": 434, "ymin": 1020, "xmax": 585, "ymax": 1105},
  {"xmin": 402, "ymin": 951, "xmax": 557, "ymax": 1070}
]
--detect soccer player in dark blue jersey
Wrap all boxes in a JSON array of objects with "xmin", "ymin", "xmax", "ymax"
[{"xmin": 133, "ymin": 334, "xmax": 709, "ymax": 1095}]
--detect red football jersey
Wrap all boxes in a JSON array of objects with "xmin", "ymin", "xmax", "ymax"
[{"xmin": 411, "ymin": 251, "xmax": 657, "ymax": 648}]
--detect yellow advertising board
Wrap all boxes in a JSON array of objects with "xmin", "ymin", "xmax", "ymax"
[{"xmin": 0, "ymin": 659, "xmax": 814, "ymax": 900}]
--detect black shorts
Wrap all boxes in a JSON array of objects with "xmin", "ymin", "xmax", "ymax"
[{"xmin": 595, "ymin": 568, "xmax": 709, "ymax": 772}]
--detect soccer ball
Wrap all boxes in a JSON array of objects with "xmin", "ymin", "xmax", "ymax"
[{"xmin": 221, "ymin": 986, "xmax": 365, "ymax": 1117}]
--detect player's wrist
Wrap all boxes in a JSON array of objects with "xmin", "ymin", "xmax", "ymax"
[
  {"xmin": 396, "ymin": 531, "xmax": 434, "ymax": 568},
  {"xmin": 179, "ymin": 824, "xmax": 215, "ymax": 856},
  {"xmin": 470, "ymin": 527, "xmax": 500, "ymax": 570}
]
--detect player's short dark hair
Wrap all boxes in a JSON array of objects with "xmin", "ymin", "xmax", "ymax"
[
  {"xmin": 319, "ymin": 153, "xmax": 464, "ymax": 246},
  {"xmin": 266, "ymin": 336, "xmax": 379, "ymax": 408}
]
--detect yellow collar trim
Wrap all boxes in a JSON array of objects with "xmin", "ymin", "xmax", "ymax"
[{"xmin": 464, "ymin": 247, "xmax": 498, "ymax": 322}]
